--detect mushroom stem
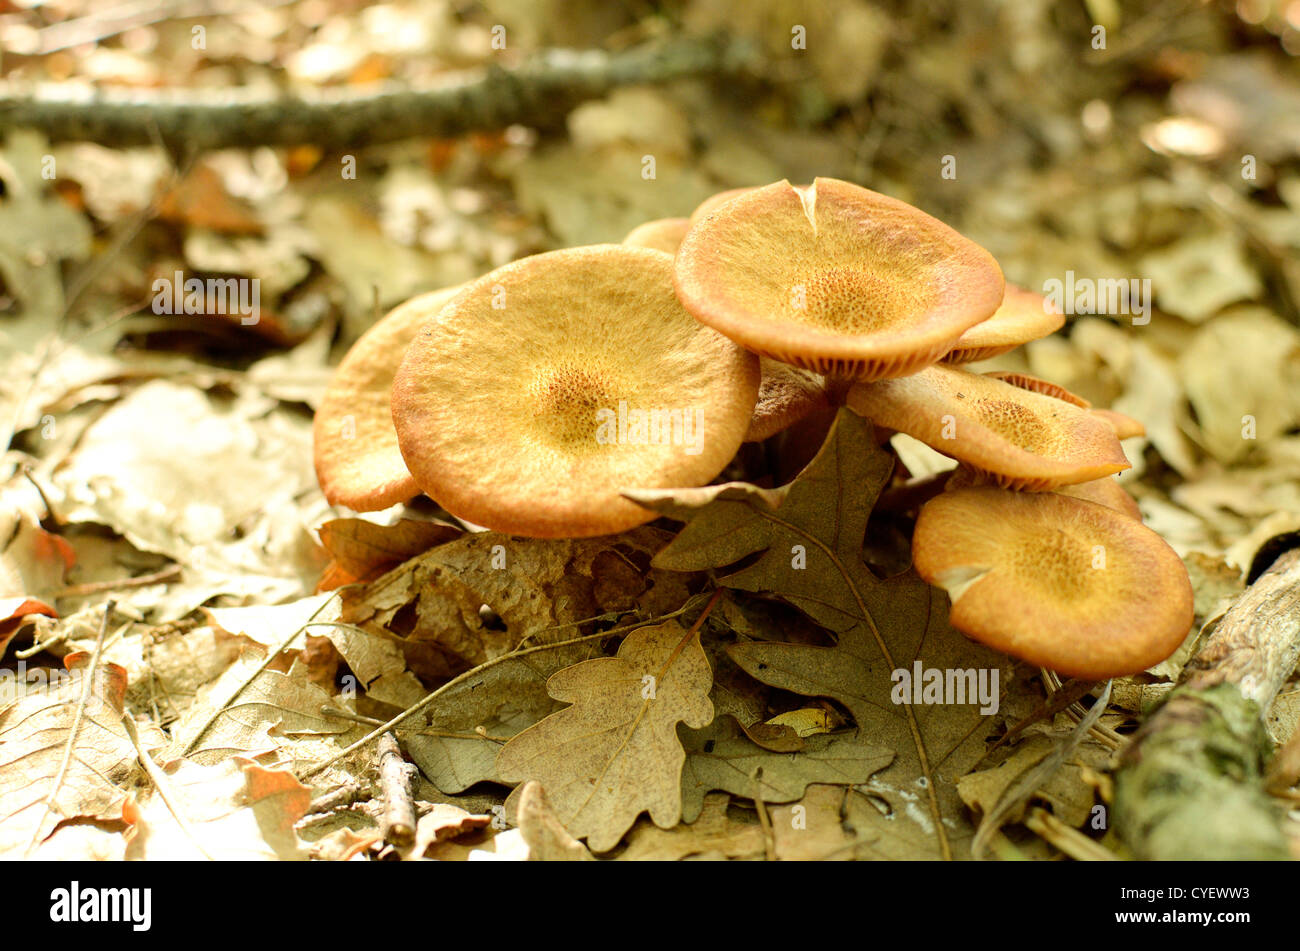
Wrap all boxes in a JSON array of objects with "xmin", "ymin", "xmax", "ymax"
[{"xmin": 822, "ymin": 373, "xmax": 855, "ymax": 407}]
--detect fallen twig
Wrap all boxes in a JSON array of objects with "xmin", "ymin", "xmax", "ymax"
[
  {"xmin": 377, "ymin": 733, "xmax": 416, "ymax": 849},
  {"xmin": 0, "ymin": 36, "xmax": 756, "ymax": 152}
]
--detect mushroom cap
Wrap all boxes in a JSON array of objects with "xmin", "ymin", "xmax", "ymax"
[
  {"xmin": 674, "ymin": 178, "xmax": 1005, "ymax": 380},
  {"xmin": 946, "ymin": 464, "xmax": 1142, "ymax": 519},
  {"xmin": 983, "ymin": 371, "xmax": 1090, "ymax": 408},
  {"xmin": 1093, "ymin": 407, "xmax": 1147, "ymax": 439},
  {"xmin": 391, "ymin": 245, "xmax": 760, "ymax": 538},
  {"xmin": 313, "ymin": 285, "xmax": 464, "ymax": 511},
  {"xmin": 623, "ymin": 217, "xmax": 690, "ymax": 255},
  {"xmin": 941, "ymin": 284, "xmax": 1064, "ymax": 364},
  {"xmin": 913, "ymin": 486, "xmax": 1192, "ymax": 679},
  {"xmin": 688, "ymin": 186, "xmax": 756, "ymax": 225},
  {"xmin": 847, "ymin": 364, "xmax": 1130, "ymax": 490},
  {"xmin": 745, "ymin": 358, "xmax": 829, "ymax": 442}
]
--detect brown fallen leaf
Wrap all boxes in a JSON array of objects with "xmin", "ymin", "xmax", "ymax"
[
  {"xmin": 516, "ymin": 781, "xmax": 594, "ymax": 861},
  {"xmin": 401, "ymin": 803, "xmax": 494, "ymax": 860},
  {"xmin": 496, "ymin": 619, "xmax": 714, "ymax": 853},
  {"xmin": 629, "ymin": 409, "xmax": 1017, "ymax": 859},
  {"xmin": 678, "ymin": 716, "xmax": 893, "ymax": 823},
  {"xmin": 769, "ymin": 784, "xmax": 881, "ymax": 861},
  {"xmin": 958, "ymin": 731, "xmax": 1109, "ymax": 832},
  {"xmin": 404, "ymin": 640, "xmax": 603, "ymax": 794},
  {"xmin": 317, "ymin": 516, "xmax": 462, "ymax": 586},
  {"xmin": 620, "ymin": 792, "xmax": 764, "ymax": 861},
  {"xmin": 341, "ymin": 526, "xmax": 694, "ymax": 682},
  {"xmin": 156, "ymin": 162, "xmax": 263, "ymax": 235}
]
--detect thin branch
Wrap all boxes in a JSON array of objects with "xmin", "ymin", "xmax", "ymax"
[{"xmin": 0, "ymin": 36, "xmax": 757, "ymax": 152}]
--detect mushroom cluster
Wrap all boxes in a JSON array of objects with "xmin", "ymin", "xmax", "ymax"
[{"xmin": 313, "ymin": 177, "xmax": 1193, "ymax": 679}]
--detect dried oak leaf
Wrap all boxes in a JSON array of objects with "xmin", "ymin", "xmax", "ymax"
[
  {"xmin": 0, "ymin": 653, "xmax": 164, "ymax": 855},
  {"xmin": 495, "ymin": 620, "xmax": 714, "ymax": 853},
  {"xmin": 340, "ymin": 526, "xmax": 693, "ymax": 682},
  {"xmin": 620, "ymin": 792, "xmax": 765, "ymax": 861},
  {"xmin": 628, "ymin": 409, "xmax": 1016, "ymax": 860},
  {"xmin": 516, "ymin": 781, "xmax": 595, "ymax": 861},
  {"xmin": 164, "ymin": 652, "xmax": 364, "ymax": 769},
  {"xmin": 678, "ymin": 716, "xmax": 893, "ymax": 823},
  {"xmin": 404, "ymin": 640, "xmax": 603, "ymax": 794},
  {"xmin": 123, "ymin": 756, "xmax": 311, "ymax": 860},
  {"xmin": 317, "ymin": 516, "xmax": 463, "ymax": 587}
]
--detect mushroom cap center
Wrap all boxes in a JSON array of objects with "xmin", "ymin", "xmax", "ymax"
[
  {"xmin": 1012, "ymin": 528, "xmax": 1101, "ymax": 598},
  {"xmin": 528, "ymin": 364, "xmax": 620, "ymax": 451},
  {"xmin": 791, "ymin": 267, "xmax": 936, "ymax": 334}
]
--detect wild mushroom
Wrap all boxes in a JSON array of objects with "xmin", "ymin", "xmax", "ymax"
[
  {"xmin": 1093, "ymin": 408, "xmax": 1146, "ymax": 439},
  {"xmin": 847, "ymin": 364, "xmax": 1129, "ymax": 489},
  {"xmin": 313, "ymin": 284, "xmax": 463, "ymax": 511},
  {"xmin": 912, "ymin": 486, "xmax": 1193, "ymax": 679},
  {"xmin": 674, "ymin": 177, "xmax": 1005, "ymax": 381},
  {"xmin": 391, "ymin": 245, "xmax": 760, "ymax": 538},
  {"xmin": 689, "ymin": 186, "xmax": 756, "ymax": 224},
  {"xmin": 623, "ymin": 217, "xmax": 690, "ymax": 255},
  {"xmin": 982, "ymin": 370, "xmax": 1090, "ymax": 407},
  {"xmin": 941, "ymin": 284, "xmax": 1064, "ymax": 364}
]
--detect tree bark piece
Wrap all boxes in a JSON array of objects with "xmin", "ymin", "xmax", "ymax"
[
  {"xmin": 0, "ymin": 36, "xmax": 754, "ymax": 152},
  {"xmin": 1114, "ymin": 547, "xmax": 1300, "ymax": 860}
]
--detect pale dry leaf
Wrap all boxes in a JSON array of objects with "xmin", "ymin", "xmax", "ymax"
[
  {"xmin": 957, "ymin": 732, "xmax": 1108, "ymax": 831},
  {"xmin": 165, "ymin": 652, "xmax": 359, "ymax": 767},
  {"xmin": 516, "ymin": 781, "xmax": 595, "ymax": 861},
  {"xmin": 206, "ymin": 592, "xmax": 339, "ymax": 650},
  {"xmin": 768, "ymin": 784, "xmax": 880, "ymax": 861},
  {"xmin": 1178, "ymin": 308, "xmax": 1300, "ymax": 463},
  {"xmin": 124, "ymin": 756, "xmax": 311, "ymax": 860},
  {"xmin": 0, "ymin": 655, "xmax": 162, "ymax": 855},
  {"xmin": 1138, "ymin": 232, "xmax": 1262, "ymax": 323},
  {"xmin": 496, "ymin": 619, "xmax": 714, "ymax": 853},
  {"xmin": 50, "ymin": 380, "xmax": 323, "ymax": 613}
]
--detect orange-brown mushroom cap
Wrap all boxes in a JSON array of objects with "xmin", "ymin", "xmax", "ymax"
[
  {"xmin": 983, "ymin": 371, "xmax": 1090, "ymax": 408},
  {"xmin": 674, "ymin": 178, "xmax": 1005, "ymax": 380},
  {"xmin": 941, "ymin": 284, "xmax": 1065, "ymax": 364},
  {"xmin": 688, "ymin": 187, "xmax": 756, "ymax": 225},
  {"xmin": 946, "ymin": 464, "xmax": 1142, "ymax": 520},
  {"xmin": 1093, "ymin": 407, "xmax": 1147, "ymax": 439},
  {"xmin": 623, "ymin": 217, "xmax": 690, "ymax": 255},
  {"xmin": 391, "ymin": 245, "xmax": 760, "ymax": 538},
  {"xmin": 913, "ymin": 487, "xmax": 1192, "ymax": 679},
  {"xmin": 313, "ymin": 285, "xmax": 464, "ymax": 511},
  {"xmin": 847, "ymin": 364, "xmax": 1130, "ymax": 489}
]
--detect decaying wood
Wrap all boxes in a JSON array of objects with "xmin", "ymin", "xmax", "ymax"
[
  {"xmin": 1114, "ymin": 547, "xmax": 1300, "ymax": 860},
  {"xmin": 0, "ymin": 36, "xmax": 755, "ymax": 153}
]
